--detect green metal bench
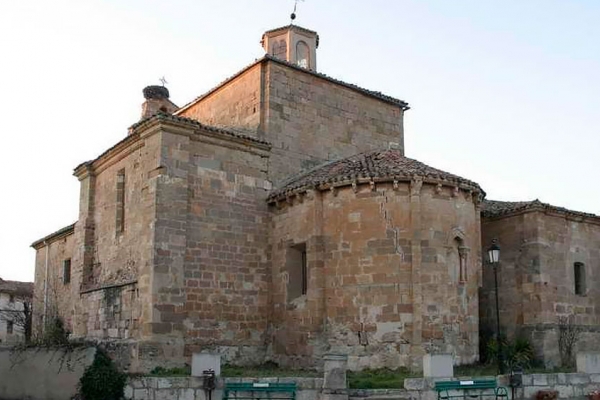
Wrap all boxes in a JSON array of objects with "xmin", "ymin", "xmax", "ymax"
[
  {"xmin": 223, "ymin": 382, "xmax": 297, "ymax": 400},
  {"xmin": 435, "ymin": 379, "xmax": 508, "ymax": 400}
]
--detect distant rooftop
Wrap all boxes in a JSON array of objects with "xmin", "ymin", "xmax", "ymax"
[
  {"xmin": 482, "ymin": 199, "xmax": 600, "ymax": 222},
  {"xmin": 0, "ymin": 278, "xmax": 33, "ymax": 297}
]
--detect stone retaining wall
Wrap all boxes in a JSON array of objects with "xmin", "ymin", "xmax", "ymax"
[
  {"xmin": 0, "ymin": 346, "xmax": 96, "ymax": 400},
  {"xmin": 125, "ymin": 377, "xmax": 323, "ymax": 400},
  {"xmin": 126, "ymin": 373, "xmax": 600, "ymax": 400}
]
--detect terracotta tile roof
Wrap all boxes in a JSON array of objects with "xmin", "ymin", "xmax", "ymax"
[
  {"xmin": 0, "ymin": 278, "xmax": 33, "ymax": 297},
  {"xmin": 263, "ymin": 24, "xmax": 318, "ymax": 36},
  {"xmin": 176, "ymin": 55, "xmax": 409, "ymax": 114},
  {"xmin": 31, "ymin": 223, "xmax": 76, "ymax": 249},
  {"xmin": 482, "ymin": 199, "xmax": 600, "ymax": 221},
  {"xmin": 268, "ymin": 148, "xmax": 483, "ymax": 202}
]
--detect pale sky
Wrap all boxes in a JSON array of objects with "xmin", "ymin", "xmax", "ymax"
[{"xmin": 1, "ymin": 0, "xmax": 599, "ymax": 282}]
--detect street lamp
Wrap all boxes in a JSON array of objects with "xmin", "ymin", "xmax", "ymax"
[{"xmin": 487, "ymin": 240, "xmax": 505, "ymax": 374}]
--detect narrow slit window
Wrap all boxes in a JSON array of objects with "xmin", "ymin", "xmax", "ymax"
[
  {"xmin": 6, "ymin": 321, "xmax": 13, "ymax": 334},
  {"xmin": 63, "ymin": 259, "xmax": 71, "ymax": 284},
  {"xmin": 301, "ymin": 249, "xmax": 308, "ymax": 296},
  {"xmin": 574, "ymin": 262, "xmax": 586, "ymax": 296},
  {"xmin": 116, "ymin": 169, "xmax": 126, "ymax": 234},
  {"xmin": 286, "ymin": 243, "xmax": 308, "ymax": 302}
]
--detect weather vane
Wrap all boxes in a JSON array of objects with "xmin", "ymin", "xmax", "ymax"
[
  {"xmin": 159, "ymin": 76, "xmax": 168, "ymax": 87},
  {"xmin": 290, "ymin": 0, "xmax": 304, "ymax": 24}
]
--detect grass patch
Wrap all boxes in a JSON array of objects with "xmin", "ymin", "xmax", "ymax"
[
  {"xmin": 149, "ymin": 366, "xmax": 191, "ymax": 376},
  {"xmin": 455, "ymin": 363, "xmax": 577, "ymax": 376},
  {"xmin": 221, "ymin": 363, "xmax": 319, "ymax": 378},
  {"xmin": 347, "ymin": 368, "xmax": 418, "ymax": 389},
  {"xmin": 454, "ymin": 364, "xmax": 498, "ymax": 377},
  {"xmin": 526, "ymin": 365, "xmax": 575, "ymax": 374}
]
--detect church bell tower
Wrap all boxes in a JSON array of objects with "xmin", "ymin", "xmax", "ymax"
[{"xmin": 261, "ymin": 25, "xmax": 319, "ymax": 71}]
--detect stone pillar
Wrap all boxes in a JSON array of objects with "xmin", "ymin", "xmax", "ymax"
[
  {"xmin": 409, "ymin": 178, "xmax": 424, "ymax": 366},
  {"xmin": 322, "ymin": 354, "xmax": 348, "ymax": 400}
]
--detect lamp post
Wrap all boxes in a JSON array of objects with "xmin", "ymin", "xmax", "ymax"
[{"xmin": 487, "ymin": 240, "xmax": 505, "ymax": 374}]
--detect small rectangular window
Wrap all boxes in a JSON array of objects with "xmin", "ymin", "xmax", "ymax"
[
  {"xmin": 63, "ymin": 259, "xmax": 71, "ymax": 284},
  {"xmin": 116, "ymin": 169, "xmax": 126, "ymax": 235},
  {"xmin": 8, "ymin": 294, "xmax": 14, "ymax": 303},
  {"xmin": 6, "ymin": 321, "xmax": 13, "ymax": 334},
  {"xmin": 574, "ymin": 262, "xmax": 586, "ymax": 296}
]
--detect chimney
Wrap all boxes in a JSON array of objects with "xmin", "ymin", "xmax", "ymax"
[{"xmin": 140, "ymin": 85, "xmax": 178, "ymax": 120}]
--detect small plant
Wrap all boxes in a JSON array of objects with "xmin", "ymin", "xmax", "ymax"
[
  {"xmin": 588, "ymin": 389, "xmax": 600, "ymax": 400},
  {"xmin": 536, "ymin": 390, "xmax": 558, "ymax": 400},
  {"xmin": 78, "ymin": 348, "xmax": 126, "ymax": 400},
  {"xmin": 558, "ymin": 315, "xmax": 581, "ymax": 368},
  {"xmin": 39, "ymin": 316, "xmax": 70, "ymax": 346},
  {"xmin": 485, "ymin": 336, "xmax": 535, "ymax": 371}
]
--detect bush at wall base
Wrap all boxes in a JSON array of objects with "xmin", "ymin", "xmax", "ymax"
[{"xmin": 77, "ymin": 348, "xmax": 126, "ymax": 400}]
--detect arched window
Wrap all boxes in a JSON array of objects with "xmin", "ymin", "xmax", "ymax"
[
  {"xmin": 272, "ymin": 39, "xmax": 287, "ymax": 59},
  {"xmin": 296, "ymin": 41, "xmax": 310, "ymax": 68},
  {"xmin": 447, "ymin": 236, "xmax": 468, "ymax": 284},
  {"xmin": 574, "ymin": 262, "xmax": 586, "ymax": 295}
]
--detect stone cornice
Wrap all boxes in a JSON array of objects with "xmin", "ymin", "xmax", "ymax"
[
  {"xmin": 267, "ymin": 176, "xmax": 483, "ymax": 205},
  {"xmin": 31, "ymin": 223, "xmax": 76, "ymax": 249}
]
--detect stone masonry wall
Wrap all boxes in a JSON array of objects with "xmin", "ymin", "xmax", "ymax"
[
  {"xmin": 270, "ymin": 181, "xmax": 481, "ymax": 370},
  {"xmin": 149, "ymin": 127, "xmax": 272, "ymax": 366},
  {"xmin": 480, "ymin": 213, "xmax": 540, "ymax": 346},
  {"xmin": 534, "ymin": 212, "xmax": 600, "ymax": 366},
  {"xmin": 33, "ymin": 232, "xmax": 75, "ymax": 334},
  {"xmin": 69, "ymin": 129, "xmax": 164, "ymax": 356},
  {"xmin": 481, "ymin": 212, "xmax": 600, "ymax": 367},
  {"xmin": 178, "ymin": 65, "xmax": 262, "ymax": 137},
  {"xmin": 264, "ymin": 61, "xmax": 405, "ymax": 184},
  {"xmin": 71, "ymin": 132, "xmax": 162, "ymax": 346},
  {"xmin": 270, "ymin": 189, "xmax": 327, "ymax": 369},
  {"xmin": 178, "ymin": 60, "xmax": 405, "ymax": 186}
]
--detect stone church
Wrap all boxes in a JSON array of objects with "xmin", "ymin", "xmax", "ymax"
[{"xmin": 31, "ymin": 24, "xmax": 600, "ymax": 372}]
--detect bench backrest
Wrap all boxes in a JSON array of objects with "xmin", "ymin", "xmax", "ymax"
[
  {"xmin": 224, "ymin": 382, "xmax": 297, "ymax": 393},
  {"xmin": 435, "ymin": 380, "xmax": 497, "ymax": 391}
]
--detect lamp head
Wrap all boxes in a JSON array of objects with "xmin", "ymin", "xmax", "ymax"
[{"xmin": 488, "ymin": 241, "xmax": 500, "ymax": 264}]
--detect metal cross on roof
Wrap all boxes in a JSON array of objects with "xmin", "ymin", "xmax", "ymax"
[{"xmin": 159, "ymin": 76, "xmax": 168, "ymax": 86}]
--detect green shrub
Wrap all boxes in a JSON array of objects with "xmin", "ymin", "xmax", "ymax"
[
  {"xmin": 78, "ymin": 348, "xmax": 126, "ymax": 400},
  {"xmin": 485, "ymin": 336, "xmax": 535, "ymax": 371}
]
